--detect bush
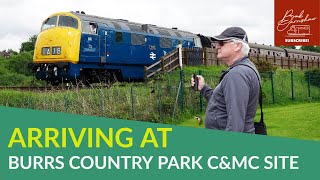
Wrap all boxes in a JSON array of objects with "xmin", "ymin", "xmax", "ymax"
[
  {"xmin": 0, "ymin": 66, "xmax": 9, "ymax": 75},
  {"xmin": 6, "ymin": 52, "xmax": 33, "ymax": 76},
  {"xmin": 0, "ymin": 73, "xmax": 28, "ymax": 86},
  {"xmin": 0, "ymin": 65, "xmax": 42, "ymax": 86},
  {"xmin": 0, "ymin": 51, "xmax": 38, "ymax": 86},
  {"xmin": 304, "ymin": 68, "xmax": 320, "ymax": 87},
  {"xmin": 252, "ymin": 59, "xmax": 277, "ymax": 73}
]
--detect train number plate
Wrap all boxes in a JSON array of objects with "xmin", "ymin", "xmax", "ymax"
[
  {"xmin": 52, "ymin": 47, "xmax": 61, "ymax": 55},
  {"xmin": 41, "ymin": 47, "xmax": 50, "ymax": 55},
  {"xmin": 41, "ymin": 47, "xmax": 61, "ymax": 55}
]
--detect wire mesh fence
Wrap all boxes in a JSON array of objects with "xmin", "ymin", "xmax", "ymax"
[{"xmin": 0, "ymin": 69, "xmax": 319, "ymax": 125}]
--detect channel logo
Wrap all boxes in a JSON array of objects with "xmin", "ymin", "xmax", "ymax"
[{"xmin": 274, "ymin": 0, "xmax": 320, "ymax": 46}]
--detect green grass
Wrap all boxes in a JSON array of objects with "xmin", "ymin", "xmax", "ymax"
[
  {"xmin": 178, "ymin": 102, "xmax": 320, "ymax": 140},
  {"xmin": 0, "ymin": 66, "xmax": 319, "ymax": 132},
  {"xmin": 261, "ymin": 69, "xmax": 320, "ymax": 105}
]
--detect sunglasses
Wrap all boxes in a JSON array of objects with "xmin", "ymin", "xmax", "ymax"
[{"xmin": 217, "ymin": 40, "xmax": 233, "ymax": 47}]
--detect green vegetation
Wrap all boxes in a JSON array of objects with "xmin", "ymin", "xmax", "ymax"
[
  {"xmin": 180, "ymin": 66, "xmax": 320, "ymax": 105},
  {"xmin": 0, "ymin": 66, "xmax": 319, "ymax": 124},
  {"xmin": 178, "ymin": 102, "xmax": 320, "ymax": 140},
  {"xmin": 251, "ymin": 59, "xmax": 277, "ymax": 72},
  {"xmin": 0, "ymin": 84, "xmax": 170, "ymax": 122},
  {"xmin": 261, "ymin": 69, "xmax": 320, "ymax": 104},
  {"xmin": 0, "ymin": 35, "xmax": 43, "ymax": 86},
  {"xmin": 278, "ymin": 46, "xmax": 296, "ymax": 49},
  {"xmin": 300, "ymin": 46, "xmax": 320, "ymax": 53},
  {"xmin": 0, "ymin": 51, "xmax": 43, "ymax": 86},
  {"xmin": 277, "ymin": 45, "xmax": 320, "ymax": 53},
  {"xmin": 20, "ymin": 35, "xmax": 37, "ymax": 53},
  {"xmin": 304, "ymin": 68, "xmax": 320, "ymax": 87}
]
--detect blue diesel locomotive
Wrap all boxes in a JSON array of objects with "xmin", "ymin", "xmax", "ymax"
[{"xmin": 32, "ymin": 11, "xmax": 202, "ymax": 85}]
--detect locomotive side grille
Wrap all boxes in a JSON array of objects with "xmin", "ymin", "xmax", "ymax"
[
  {"xmin": 175, "ymin": 32, "xmax": 182, "ymax": 38},
  {"xmin": 131, "ymin": 33, "xmax": 145, "ymax": 45},
  {"xmin": 160, "ymin": 37, "xmax": 172, "ymax": 48},
  {"xmin": 128, "ymin": 24, "xmax": 144, "ymax": 33},
  {"xmin": 157, "ymin": 29, "xmax": 171, "ymax": 37}
]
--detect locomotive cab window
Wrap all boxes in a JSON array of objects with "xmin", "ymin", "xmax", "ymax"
[
  {"xmin": 81, "ymin": 21, "xmax": 97, "ymax": 34},
  {"xmin": 41, "ymin": 16, "xmax": 57, "ymax": 31},
  {"xmin": 116, "ymin": 32, "xmax": 123, "ymax": 43},
  {"xmin": 58, "ymin": 16, "xmax": 78, "ymax": 29},
  {"xmin": 89, "ymin": 23, "xmax": 97, "ymax": 34}
]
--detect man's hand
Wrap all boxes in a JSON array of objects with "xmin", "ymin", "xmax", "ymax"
[{"xmin": 191, "ymin": 75, "xmax": 205, "ymax": 91}]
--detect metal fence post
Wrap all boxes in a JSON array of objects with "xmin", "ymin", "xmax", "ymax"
[
  {"xmin": 199, "ymin": 70, "xmax": 203, "ymax": 112},
  {"xmin": 130, "ymin": 86, "xmax": 135, "ymax": 118},
  {"xmin": 27, "ymin": 97, "xmax": 31, "ymax": 109},
  {"xmin": 270, "ymin": 71, "xmax": 275, "ymax": 104},
  {"xmin": 308, "ymin": 73, "xmax": 311, "ymax": 98},
  {"xmin": 172, "ymin": 82, "xmax": 182, "ymax": 121},
  {"xmin": 157, "ymin": 82, "xmax": 162, "ymax": 122},
  {"xmin": 180, "ymin": 70, "xmax": 184, "ymax": 112},
  {"xmin": 45, "ymin": 97, "xmax": 48, "ymax": 111},
  {"xmin": 291, "ymin": 71, "xmax": 294, "ymax": 101},
  {"xmin": 99, "ymin": 89, "xmax": 105, "ymax": 116},
  {"xmin": 64, "ymin": 95, "xmax": 68, "ymax": 112}
]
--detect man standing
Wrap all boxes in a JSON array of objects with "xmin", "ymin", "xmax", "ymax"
[{"xmin": 192, "ymin": 27, "xmax": 260, "ymax": 133}]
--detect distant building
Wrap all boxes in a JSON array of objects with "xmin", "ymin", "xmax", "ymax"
[{"xmin": 0, "ymin": 50, "xmax": 11, "ymax": 58}]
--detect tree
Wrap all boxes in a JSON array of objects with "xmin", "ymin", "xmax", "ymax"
[
  {"xmin": 29, "ymin": 35, "xmax": 37, "ymax": 45},
  {"xmin": 8, "ymin": 49, "xmax": 18, "ymax": 55},
  {"xmin": 20, "ymin": 35, "xmax": 37, "ymax": 53},
  {"xmin": 279, "ymin": 46, "xmax": 296, "ymax": 49},
  {"xmin": 300, "ymin": 46, "xmax": 320, "ymax": 53}
]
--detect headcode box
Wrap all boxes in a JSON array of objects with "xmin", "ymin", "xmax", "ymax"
[{"xmin": 274, "ymin": 0, "xmax": 320, "ymax": 46}]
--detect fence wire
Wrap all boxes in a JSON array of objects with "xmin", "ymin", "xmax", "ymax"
[{"xmin": 0, "ymin": 70, "xmax": 319, "ymax": 125}]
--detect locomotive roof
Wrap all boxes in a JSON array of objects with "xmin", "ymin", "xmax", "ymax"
[{"xmin": 71, "ymin": 11, "xmax": 197, "ymax": 39}]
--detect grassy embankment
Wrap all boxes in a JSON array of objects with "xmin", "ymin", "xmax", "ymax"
[{"xmin": 0, "ymin": 65, "xmax": 319, "ymax": 140}]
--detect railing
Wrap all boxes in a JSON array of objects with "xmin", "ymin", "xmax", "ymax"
[
  {"xmin": 144, "ymin": 48, "xmax": 204, "ymax": 79},
  {"xmin": 144, "ymin": 49, "xmax": 180, "ymax": 79}
]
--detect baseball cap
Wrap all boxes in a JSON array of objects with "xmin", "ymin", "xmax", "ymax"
[{"xmin": 211, "ymin": 27, "xmax": 248, "ymax": 43}]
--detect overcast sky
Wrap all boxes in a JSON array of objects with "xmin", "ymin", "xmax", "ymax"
[{"xmin": 0, "ymin": 0, "xmax": 274, "ymax": 51}]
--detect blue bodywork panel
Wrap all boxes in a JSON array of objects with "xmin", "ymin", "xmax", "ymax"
[{"xmin": 73, "ymin": 23, "xmax": 195, "ymax": 80}]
